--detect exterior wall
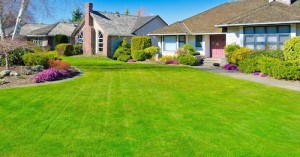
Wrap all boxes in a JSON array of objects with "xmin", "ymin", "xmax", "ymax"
[
  {"xmin": 83, "ymin": 3, "xmax": 95, "ymax": 55},
  {"xmin": 226, "ymin": 27, "xmax": 240, "ymax": 45},
  {"xmin": 159, "ymin": 35, "xmax": 210, "ymax": 57},
  {"xmin": 291, "ymin": 24, "xmax": 297, "ymax": 37},
  {"xmin": 93, "ymin": 19, "xmax": 109, "ymax": 56},
  {"xmin": 297, "ymin": 24, "xmax": 300, "ymax": 36},
  {"xmin": 135, "ymin": 17, "xmax": 167, "ymax": 47}
]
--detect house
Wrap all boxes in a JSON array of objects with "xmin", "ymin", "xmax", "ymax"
[
  {"xmin": 4, "ymin": 23, "xmax": 77, "ymax": 49},
  {"xmin": 73, "ymin": 3, "xmax": 168, "ymax": 57},
  {"xmin": 149, "ymin": 0, "xmax": 300, "ymax": 63}
]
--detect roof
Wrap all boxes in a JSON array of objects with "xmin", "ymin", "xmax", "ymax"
[
  {"xmin": 217, "ymin": 0, "xmax": 300, "ymax": 26},
  {"xmin": 150, "ymin": 0, "xmax": 300, "ymax": 35},
  {"xmin": 4, "ymin": 24, "xmax": 49, "ymax": 36},
  {"xmin": 28, "ymin": 23, "xmax": 77, "ymax": 36},
  {"xmin": 91, "ymin": 12, "xmax": 163, "ymax": 36}
]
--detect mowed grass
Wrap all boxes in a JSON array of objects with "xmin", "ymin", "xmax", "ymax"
[{"xmin": 0, "ymin": 56, "xmax": 299, "ymax": 156}]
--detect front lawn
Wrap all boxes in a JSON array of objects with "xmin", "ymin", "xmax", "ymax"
[{"xmin": 0, "ymin": 57, "xmax": 299, "ymax": 156}]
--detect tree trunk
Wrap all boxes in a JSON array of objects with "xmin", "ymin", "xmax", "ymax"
[
  {"xmin": 12, "ymin": 0, "xmax": 30, "ymax": 40},
  {"xmin": 0, "ymin": 1, "xmax": 5, "ymax": 40},
  {"xmin": 5, "ymin": 52, "xmax": 8, "ymax": 69}
]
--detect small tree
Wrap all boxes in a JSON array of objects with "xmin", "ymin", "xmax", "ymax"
[
  {"xmin": 0, "ymin": 37, "xmax": 33, "ymax": 69},
  {"xmin": 70, "ymin": 7, "xmax": 83, "ymax": 22}
]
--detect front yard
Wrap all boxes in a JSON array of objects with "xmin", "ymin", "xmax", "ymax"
[{"xmin": 0, "ymin": 57, "xmax": 299, "ymax": 156}]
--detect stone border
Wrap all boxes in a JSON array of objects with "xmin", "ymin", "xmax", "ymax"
[{"xmin": 0, "ymin": 67, "xmax": 83, "ymax": 89}]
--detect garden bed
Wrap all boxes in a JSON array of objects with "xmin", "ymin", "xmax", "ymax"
[{"xmin": 0, "ymin": 66, "xmax": 80, "ymax": 88}]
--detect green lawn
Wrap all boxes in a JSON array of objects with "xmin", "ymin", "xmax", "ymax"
[{"xmin": 0, "ymin": 57, "xmax": 299, "ymax": 156}]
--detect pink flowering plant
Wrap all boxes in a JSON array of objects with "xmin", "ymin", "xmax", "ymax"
[
  {"xmin": 33, "ymin": 68, "xmax": 76, "ymax": 83},
  {"xmin": 165, "ymin": 59, "xmax": 179, "ymax": 65}
]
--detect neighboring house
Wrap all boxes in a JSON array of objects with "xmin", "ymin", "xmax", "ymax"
[
  {"xmin": 73, "ymin": 3, "xmax": 168, "ymax": 57},
  {"xmin": 4, "ymin": 23, "xmax": 77, "ymax": 49},
  {"xmin": 149, "ymin": 0, "xmax": 300, "ymax": 60},
  {"xmin": 28, "ymin": 22, "xmax": 77, "ymax": 49}
]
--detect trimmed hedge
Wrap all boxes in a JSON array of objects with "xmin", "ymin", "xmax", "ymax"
[
  {"xmin": 73, "ymin": 44, "xmax": 83, "ymax": 55},
  {"xmin": 144, "ymin": 46, "xmax": 159, "ymax": 59},
  {"xmin": 283, "ymin": 37, "xmax": 300, "ymax": 60},
  {"xmin": 230, "ymin": 47, "xmax": 254, "ymax": 65},
  {"xmin": 132, "ymin": 50, "xmax": 147, "ymax": 61},
  {"xmin": 113, "ymin": 38, "xmax": 131, "ymax": 62},
  {"xmin": 258, "ymin": 56, "xmax": 300, "ymax": 80},
  {"xmin": 238, "ymin": 56, "xmax": 260, "ymax": 73},
  {"xmin": 55, "ymin": 34, "xmax": 69, "ymax": 45},
  {"xmin": 22, "ymin": 51, "xmax": 61, "ymax": 68},
  {"xmin": 131, "ymin": 36, "xmax": 151, "ymax": 54},
  {"xmin": 55, "ymin": 44, "xmax": 74, "ymax": 56}
]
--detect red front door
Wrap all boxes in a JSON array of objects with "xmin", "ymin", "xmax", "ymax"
[{"xmin": 210, "ymin": 35, "xmax": 226, "ymax": 58}]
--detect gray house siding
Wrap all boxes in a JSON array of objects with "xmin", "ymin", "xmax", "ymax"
[{"xmin": 297, "ymin": 24, "xmax": 300, "ymax": 36}]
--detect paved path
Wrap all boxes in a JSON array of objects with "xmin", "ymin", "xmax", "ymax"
[{"xmin": 194, "ymin": 66, "xmax": 300, "ymax": 92}]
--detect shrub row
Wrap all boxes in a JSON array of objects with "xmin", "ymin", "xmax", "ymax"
[{"xmin": 22, "ymin": 51, "xmax": 61, "ymax": 68}]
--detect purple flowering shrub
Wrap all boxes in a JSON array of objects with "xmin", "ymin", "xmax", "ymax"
[
  {"xmin": 224, "ymin": 64, "xmax": 239, "ymax": 71},
  {"xmin": 165, "ymin": 59, "xmax": 179, "ymax": 65},
  {"xmin": 253, "ymin": 72, "xmax": 260, "ymax": 76},
  {"xmin": 261, "ymin": 74, "xmax": 268, "ymax": 77},
  {"xmin": 33, "ymin": 68, "xmax": 76, "ymax": 83},
  {"xmin": 127, "ymin": 59, "xmax": 136, "ymax": 62}
]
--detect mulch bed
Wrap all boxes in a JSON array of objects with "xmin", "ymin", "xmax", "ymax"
[{"xmin": 0, "ymin": 66, "xmax": 35, "ymax": 88}]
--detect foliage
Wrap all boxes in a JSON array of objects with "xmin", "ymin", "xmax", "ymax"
[
  {"xmin": 113, "ymin": 38, "xmax": 131, "ymax": 62},
  {"xmin": 225, "ymin": 44, "xmax": 241, "ymax": 63},
  {"xmin": 125, "ymin": 8, "xmax": 130, "ymax": 15},
  {"xmin": 32, "ymin": 46, "xmax": 44, "ymax": 53},
  {"xmin": 131, "ymin": 36, "xmax": 151, "ymax": 54},
  {"xmin": 159, "ymin": 55, "xmax": 176, "ymax": 63},
  {"xmin": 132, "ymin": 50, "xmax": 147, "ymax": 61},
  {"xmin": 49, "ymin": 60, "xmax": 70, "ymax": 70},
  {"xmin": 55, "ymin": 44, "xmax": 74, "ymax": 56},
  {"xmin": 177, "ymin": 53, "xmax": 198, "ymax": 66},
  {"xmin": 238, "ymin": 56, "xmax": 260, "ymax": 73},
  {"xmin": 223, "ymin": 64, "xmax": 238, "ymax": 71},
  {"xmin": 230, "ymin": 47, "xmax": 254, "ymax": 65},
  {"xmin": 144, "ymin": 46, "xmax": 159, "ymax": 59},
  {"xmin": 70, "ymin": 7, "xmax": 83, "ymax": 22},
  {"xmin": 255, "ymin": 49, "xmax": 284, "ymax": 60},
  {"xmin": 73, "ymin": 44, "xmax": 83, "ymax": 55},
  {"xmin": 22, "ymin": 51, "xmax": 60, "ymax": 68},
  {"xmin": 117, "ymin": 55, "xmax": 131, "ymax": 62},
  {"xmin": 55, "ymin": 34, "xmax": 69, "ymax": 45},
  {"xmin": 175, "ymin": 48, "xmax": 188, "ymax": 56},
  {"xmin": 0, "ymin": 79, "xmax": 5, "ymax": 85},
  {"xmin": 258, "ymin": 56, "xmax": 300, "ymax": 80},
  {"xmin": 33, "ymin": 68, "xmax": 76, "ymax": 83},
  {"xmin": 0, "ymin": 48, "xmax": 33, "ymax": 66},
  {"xmin": 165, "ymin": 59, "xmax": 179, "ymax": 65},
  {"xmin": 283, "ymin": 37, "xmax": 300, "ymax": 60}
]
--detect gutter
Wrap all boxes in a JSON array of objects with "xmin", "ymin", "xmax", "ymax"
[{"xmin": 216, "ymin": 21, "xmax": 300, "ymax": 27}]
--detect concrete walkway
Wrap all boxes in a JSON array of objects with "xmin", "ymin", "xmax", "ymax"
[{"xmin": 194, "ymin": 66, "xmax": 300, "ymax": 92}]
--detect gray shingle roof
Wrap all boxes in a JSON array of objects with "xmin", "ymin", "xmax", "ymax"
[
  {"xmin": 151, "ymin": 0, "xmax": 300, "ymax": 35},
  {"xmin": 28, "ymin": 23, "xmax": 77, "ymax": 36},
  {"xmin": 91, "ymin": 12, "xmax": 159, "ymax": 36}
]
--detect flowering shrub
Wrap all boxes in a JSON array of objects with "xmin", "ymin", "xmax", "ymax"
[
  {"xmin": 49, "ymin": 60, "xmax": 70, "ymax": 70},
  {"xmin": 261, "ymin": 74, "xmax": 268, "ymax": 78},
  {"xmin": 33, "ymin": 68, "xmax": 76, "ymax": 83},
  {"xmin": 224, "ymin": 64, "xmax": 238, "ymax": 71},
  {"xmin": 165, "ymin": 59, "xmax": 179, "ymax": 65},
  {"xmin": 127, "ymin": 59, "xmax": 136, "ymax": 62},
  {"xmin": 253, "ymin": 72, "xmax": 260, "ymax": 76}
]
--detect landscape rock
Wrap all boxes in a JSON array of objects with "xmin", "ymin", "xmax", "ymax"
[
  {"xmin": 31, "ymin": 65, "xmax": 44, "ymax": 73},
  {"xmin": 0, "ymin": 79, "xmax": 5, "ymax": 85},
  {"xmin": 0, "ymin": 70, "xmax": 11, "ymax": 79},
  {"xmin": 10, "ymin": 71, "xmax": 20, "ymax": 76}
]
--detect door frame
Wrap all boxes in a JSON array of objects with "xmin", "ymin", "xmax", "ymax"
[{"xmin": 210, "ymin": 34, "xmax": 226, "ymax": 58}]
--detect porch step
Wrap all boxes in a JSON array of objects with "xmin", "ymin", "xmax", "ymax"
[{"xmin": 203, "ymin": 58, "xmax": 227, "ymax": 67}]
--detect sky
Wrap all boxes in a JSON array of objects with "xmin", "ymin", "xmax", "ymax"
[{"xmin": 36, "ymin": 0, "xmax": 228, "ymax": 25}]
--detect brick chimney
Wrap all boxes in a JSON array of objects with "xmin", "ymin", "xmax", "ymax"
[
  {"xmin": 83, "ymin": 3, "xmax": 95, "ymax": 55},
  {"xmin": 269, "ymin": 0, "xmax": 295, "ymax": 5}
]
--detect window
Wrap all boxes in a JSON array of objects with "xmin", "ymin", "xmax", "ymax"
[
  {"xmin": 196, "ymin": 35, "xmax": 203, "ymax": 47},
  {"xmin": 244, "ymin": 25, "xmax": 290, "ymax": 50},
  {"xmin": 77, "ymin": 31, "xmax": 83, "ymax": 44},
  {"xmin": 179, "ymin": 35, "xmax": 186, "ymax": 47},
  {"xmin": 32, "ymin": 37, "xmax": 43, "ymax": 46},
  {"xmin": 163, "ymin": 36, "xmax": 177, "ymax": 51},
  {"xmin": 98, "ymin": 31, "xmax": 103, "ymax": 52}
]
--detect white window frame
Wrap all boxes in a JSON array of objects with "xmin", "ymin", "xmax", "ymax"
[
  {"xmin": 163, "ymin": 36, "xmax": 177, "ymax": 51},
  {"xmin": 98, "ymin": 31, "xmax": 103, "ymax": 52}
]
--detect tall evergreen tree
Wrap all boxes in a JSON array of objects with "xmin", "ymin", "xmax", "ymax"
[
  {"xmin": 125, "ymin": 8, "xmax": 129, "ymax": 16},
  {"xmin": 70, "ymin": 7, "xmax": 83, "ymax": 22}
]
